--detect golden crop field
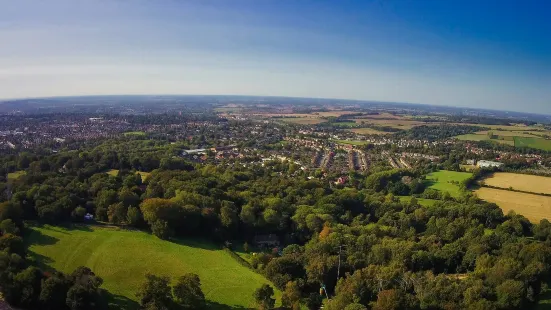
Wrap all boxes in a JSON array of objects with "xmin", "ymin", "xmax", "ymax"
[
  {"xmin": 475, "ymin": 187, "xmax": 551, "ymax": 222},
  {"xmin": 483, "ymin": 172, "xmax": 551, "ymax": 195}
]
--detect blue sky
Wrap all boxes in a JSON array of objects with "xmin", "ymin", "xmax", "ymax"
[{"xmin": 1, "ymin": 0, "xmax": 550, "ymax": 114}]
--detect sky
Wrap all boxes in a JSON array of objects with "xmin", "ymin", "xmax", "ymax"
[{"xmin": 1, "ymin": 0, "xmax": 550, "ymax": 114}]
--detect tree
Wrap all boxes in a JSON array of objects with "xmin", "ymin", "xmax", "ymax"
[
  {"xmin": 0, "ymin": 233, "xmax": 25, "ymax": 256},
  {"xmin": 151, "ymin": 220, "xmax": 174, "ymax": 240},
  {"xmin": 119, "ymin": 187, "xmax": 140, "ymax": 208},
  {"xmin": 72, "ymin": 207, "xmax": 87, "ymax": 222},
  {"xmin": 304, "ymin": 293, "xmax": 323, "ymax": 310},
  {"xmin": 126, "ymin": 207, "xmax": 142, "ymax": 227},
  {"xmin": 172, "ymin": 273, "xmax": 205, "ymax": 309},
  {"xmin": 0, "ymin": 219, "xmax": 19, "ymax": 235},
  {"xmin": 136, "ymin": 274, "xmax": 173, "ymax": 310},
  {"xmin": 5, "ymin": 266, "xmax": 44, "ymax": 308},
  {"xmin": 66, "ymin": 267, "xmax": 104, "ymax": 310},
  {"xmin": 107, "ymin": 203, "xmax": 127, "ymax": 225},
  {"xmin": 254, "ymin": 284, "xmax": 275, "ymax": 310},
  {"xmin": 281, "ymin": 281, "xmax": 301, "ymax": 310},
  {"xmin": 496, "ymin": 280, "xmax": 525, "ymax": 309},
  {"xmin": 40, "ymin": 272, "xmax": 73, "ymax": 310},
  {"xmin": 373, "ymin": 289, "xmax": 402, "ymax": 310},
  {"xmin": 345, "ymin": 304, "xmax": 368, "ymax": 310}
]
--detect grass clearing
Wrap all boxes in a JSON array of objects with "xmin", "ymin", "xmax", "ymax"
[
  {"xmin": 475, "ymin": 187, "xmax": 551, "ymax": 223},
  {"xmin": 136, "ymin": 171, "xmax": 151, "ymax": 180},
  {"xmin": 398, "ymin": 196, "xmax": 439, "ymax": 207},
  {"xmin": 514, "ymin": 137, "xmax": 551, "ymax": 151},
  {"xmin": 7, "ymin": 170, "xmax": 26, "ymax": 181},
  {"xmin": 26, "ymin": 225, "xmax": 280, "ymax": 309},
  {"xmin": 425, "ymin": 170, "xmax": 472, "ymax": 197},
  {"xmin": 106, "ymin": 169, "xmax": 119, "ymax": 177},
  {"xmin": 482, "ymin": 172, "xmax": 551, "ymax": 195},
  {"xmin": 106, "ymin": 170, "xmax": 151, "ymax": 180}
]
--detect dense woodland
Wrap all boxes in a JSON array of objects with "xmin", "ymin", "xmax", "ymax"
[{"xmin": 0, "ymin": 135, "xmax": 550, "ymax": 310}]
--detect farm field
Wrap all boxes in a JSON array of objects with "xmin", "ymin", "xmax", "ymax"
[
  {"xmin": 475, "ymin": 130, "xmax": 544, "ymax": 138},
  {"xmin": 7, "ymin": 170, "xmax": 26, "ymax": 181},
  {"xmin": 27, "ymin": 225, "xmax": 280, "ymax": 309},
  {"xmin": 514, "ymin": 137, "xmax": 551, "ymax": 151},
  {"xmin": 455, "ymin": 134, "xmax": 515, "ymax": 146},
  {"xmin": 482, "ymin": 172, "xmax": 551, "ymax": 195},
  {"xmin": 349, "ymin": 128, "xmax": 391, "ymax": 135},
  {"xmin": 475, "ymin": 188, "xmax": 551, "ymax": 223},
  {"xmin": 425, "ymin": 170, "xmax": 472, "ymax": 197}
]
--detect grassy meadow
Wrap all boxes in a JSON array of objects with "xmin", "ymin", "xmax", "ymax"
[
  {"xmin": 26, "ymin": 225, "xmax": 280, "ymax": 309},
  {"xmin": 425, "ymin": 170, "xmax": 472, "ymax": 197},
  {"xmin": 514, "ymin": 137, "xmax": 551, "ymax": 151}
]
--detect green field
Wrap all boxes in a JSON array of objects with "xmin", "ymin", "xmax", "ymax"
[
  {"xmin": 7, "ymin": 170, "xmax": 26, "ymax": 181},
  {"xmin": 514, "ymin": 137, "xmax": 551, "ymax": 151},
  {"xmin": 455, "ymin": 134, "xmax": 514, "ymax": 146},
  {"xmin": 123, "ymin": 131, "xmax": 146, "ymax": 137},
  {"xmin": 425, "ymin": 170, "xmax": 472, "ymax": 197},
  {"xmin": 27, "ymin": 225, "xmax": 280, "ymax": 309}
]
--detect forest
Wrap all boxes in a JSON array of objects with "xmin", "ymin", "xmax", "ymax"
[{"xmin": 0, "ymin": 138, "xmax": 550, "ymax": 310}]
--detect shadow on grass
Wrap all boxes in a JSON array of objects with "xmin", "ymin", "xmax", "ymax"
[
  {"xmin": 206, "ymin": 301, "xmax": 250, "ymax": 310},
  {"xmin": 422, "ymin": 179, "xmax": 437, "ymax": 188},
  {"xmin": 24, "ymin": 228, "xmax": 59, "ymax": 246},
  {"xmin": 104, "ymin": 291, "xmax": 140, "ymax": 310},
  {"xmin": 171, "ymin": 237, "xmax": 222, "ymax": 251},
  {"xmin": 26, "ymin": 251, "xmax": 56, "ymax": 273}
]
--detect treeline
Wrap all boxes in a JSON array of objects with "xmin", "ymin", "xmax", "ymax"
[{"xmin": 395, "ymin": 124, "xmax": 485, "ymax": 142}]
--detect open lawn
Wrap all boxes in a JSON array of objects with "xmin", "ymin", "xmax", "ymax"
[
  {"xmin": 482, "ymin": 172, "xmax": 551, "ymax": 195},
  {"xmin": 475, "ymin": 187, "xmax": 551, "ymax": 223},
  {"xmin": 425, "ymin": 170, "xmax": 472, "ymax": 197},
  {"xmin": 26, "ymin": 225, "xmax": 280, "ymax": 309},
  {"xmin": 514, "ymin": 137, "xmax": 551, "ymax": 151},
  {"xmin": 7, "ymin": 170, "xmax": 26, "ymax": 181},
  {"xmin": 349, "ymin": 128, "xmax": 391, "ymax": 135}
]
